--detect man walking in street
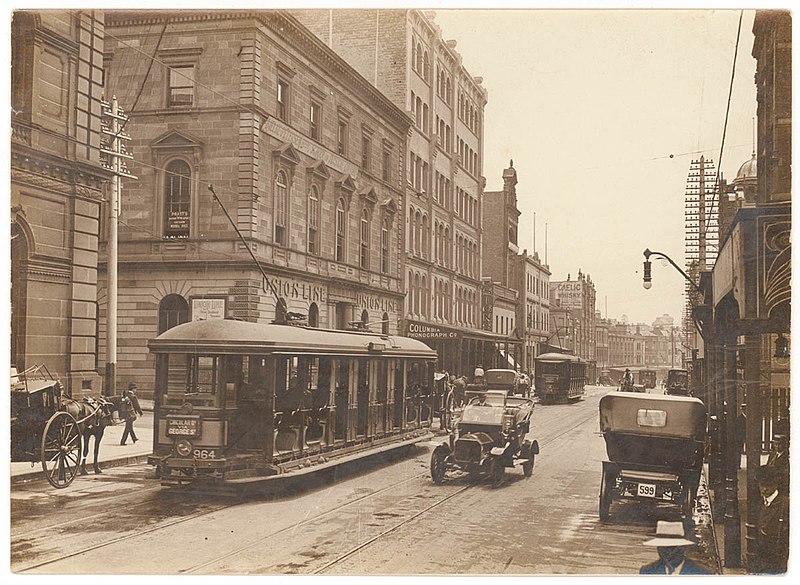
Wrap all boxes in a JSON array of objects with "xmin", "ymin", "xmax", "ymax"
[{"xmin": 120, "ymin": 383, "xmax": 144, "ymax": 446}]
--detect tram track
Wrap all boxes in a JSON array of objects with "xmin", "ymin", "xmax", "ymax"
[
  {"xmin": 310, "ymin": 405, "xmax": 600, "ymax": 575},
  {"xmin": 14, "ymin": 396, "xmax": 602, "ymax": 575}
]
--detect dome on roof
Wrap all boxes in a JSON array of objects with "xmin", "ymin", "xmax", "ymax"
[{"xmin": 735, "ymin": 152, "xmax": 757, "ymax": 181}]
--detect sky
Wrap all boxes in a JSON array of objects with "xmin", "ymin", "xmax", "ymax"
[
  {"xmin": 433, "ymin": 8, "xmax": 758, "ymax": 326},
  {"xmin": 2, "ymin": 2, "xmax": 764, "ymax": 329}
]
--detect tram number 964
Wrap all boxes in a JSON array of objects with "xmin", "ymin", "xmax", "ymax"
[{"xmin": 193, "ymin": 449, "xmax": 217, "ymax": 460}]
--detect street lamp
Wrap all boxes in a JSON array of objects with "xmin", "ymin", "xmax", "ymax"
[
  {"xmin": 642, "ymin": 248, "xmax": 701, "ymax": 293},
  {"xmin": 642, "ymin": 257, "xmax": 652, "ymax": 289}
]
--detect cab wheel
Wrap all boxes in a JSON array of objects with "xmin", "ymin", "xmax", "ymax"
[
  {"xmin": 430, "ymin": 448, "xmax": 448, "ymax": 485},
  {"xmin": 440, "ymin": 391, "xmax": 455, "ymax": 433},
  {"xmin": 521, "ymin": 440, "xmax": 534, "ymax": 478},
  {"xmin": 490, "ymin": 457, "xmax": 505, "ymax": 488},
  {"xmin": 682, "ymin": 485, "xmax": 696, "ymax": 519},
  {"xmin": 599, "ymin": 469, "xmax": 613, "ymax": 522}
]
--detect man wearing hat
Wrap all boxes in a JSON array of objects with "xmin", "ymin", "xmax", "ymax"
[
  {"xmin": 753, "ymin": 465, "xmax": 789, "ymax": 574},
  {"xmin": 765, "ymin": 423, "xmax": 789, "ymax": 496},
  {"xmin": 639, "ymin": 521, "xmax": 713, "ymax": 574},
  {"xmin": 119, "ymin": 383, "xmax": 144, "ymax": 446}
]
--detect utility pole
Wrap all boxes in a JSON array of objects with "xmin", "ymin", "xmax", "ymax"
[{"xmin": 100, "ymin": 96, "xmax": 135, "ymax": 396}]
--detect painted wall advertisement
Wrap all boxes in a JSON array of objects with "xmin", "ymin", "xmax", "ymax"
[{"xmin": 553, "ymin": 281, "xmax": 583, "ymax": 310}]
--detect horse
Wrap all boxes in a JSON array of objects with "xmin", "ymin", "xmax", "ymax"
[{"xmin": 61, "ymin": 396, "xmax": 118, "ymax": 475}]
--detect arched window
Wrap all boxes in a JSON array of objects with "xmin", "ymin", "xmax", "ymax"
[
  {"xmin": 382, "ymin": 312, "xmax": 390, "ymax": 335},
  {"xmin": 423, "ymin": 51, "xmax": 430, "ymax": 81},
  {"xmin": 164, "ymin": 159, "xmax": 191, "ymax": 239},
  {"xmin": 416, "ymin": 42, "xmax": 423, "ymax": 73},
  {"xmin": 422, "ymin": 214, "xmax": 429, "ymax": 258},
  {"xmin": 413, "ymin": 273, "xmax": 420, "ymax": 316},
  {"xmin": 359, "ymin": 208, "xmax": 370, "ymax": 270},
  {"xmin": 380, "ymin": 218, "xmax": 390, "ymax": 274},
  {"xmin": 335, "ymin": 198, "xmax": 346, "ymax": 262},
  {"xmin": 421, "ymin": 275, "xmax": 428, "ymax": 318},
  {"xmin": 158, "ymin": 294, "xmax": 189, "ymax": 335},
  {"xmin": 274, "ymin": 170, "xmax": 289, "ymax": 246},
  {"xmin": 308, "ymin": 185, "xmax": 320, "ymax": 255},
  {"xmin": 308, "ymin": 302, "xmax": 319, "ymax": 328}
]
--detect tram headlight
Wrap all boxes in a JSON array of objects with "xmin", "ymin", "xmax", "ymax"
[{"xmin": 175, "ymin": 439, "xmax": 193, "ymax": 457}]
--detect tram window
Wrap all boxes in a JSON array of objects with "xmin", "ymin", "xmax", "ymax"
[
  {"xmin": 275, "ymin": 356, "xmax": 308, "ymax": 412},
  {"xmin": 194, "ymin": 356, "xmax": 217, "ymax": 394},
  {"xmin": 312, "ymin": 358, "xmax": 332, "ymax": 408},
  {"xmin": 243, "ymin": 355, "xmax": 269, "ymax": 401}
]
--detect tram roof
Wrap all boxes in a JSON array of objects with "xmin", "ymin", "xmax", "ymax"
[
  {"xmin": 148, "ymin": 319, "xmax": 437, "ymax": 359},
  {"xmin": 535, "ymin": 352, "xmax": 583, "ymax": 362}
]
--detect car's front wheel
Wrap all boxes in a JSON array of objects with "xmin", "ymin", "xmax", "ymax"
[
  {"xmin": 521, "ymin": 440, "xmax": 534, "ymax": 478},
  {"xmin": 489, "ymin": 457, "xmax": 505, "ymax": 488},
  {"xmin": 430, "ymin": 447, "xmax": 448, "ymax": 485}
]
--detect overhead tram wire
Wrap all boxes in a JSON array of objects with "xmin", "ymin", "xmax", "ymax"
[{"xmin": 704, "ymin": 10, "xmax": 744, "ymax": 236}]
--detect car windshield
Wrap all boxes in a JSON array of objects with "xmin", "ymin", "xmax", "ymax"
[
  {"xmin": 485, "ymin": 371, "xmax": 516, "ymax": 385},
  {"xmin": 460, "ymin": 398, "xmax": 505, "ymax": 425}
]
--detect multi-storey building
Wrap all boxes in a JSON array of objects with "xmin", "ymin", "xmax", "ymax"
[
  {"xmin": 292, "ymin": 9, "xmax": 491, "ymax": 377},
  {"xmin": 103, "ymin": 11, "xmax": 412, "ymax": 396},
  {"xmin": 515, "ymin": 251, "xmax": 551, "ymax": 370},
  {"xmin": 549, "ymin": 271, "xmax": 597, "ymax": 380},
  {"xmin": 595, "ymin": 313, "xmax": 610, "ymax": 370},
  {"xmin": 11, "ymin": 11, "xmax": 110, "ymax": 394},
  {"xmin": 483, "ymin": 161, "xmax": 550, "ymax": 371}
]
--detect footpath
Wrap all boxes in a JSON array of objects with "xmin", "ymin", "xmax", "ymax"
[{"xmin": 11, "ymin": 400, "xmax": 155, "ymax": 485}]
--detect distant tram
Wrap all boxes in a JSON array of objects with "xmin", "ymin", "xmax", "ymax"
[
  {"xmin": 534, "ymin": 352, "xmax": 587, "ymax": 404},
  {"xmin": 147, "ymin": 319, "xmax": 437, "ymax": 492}
]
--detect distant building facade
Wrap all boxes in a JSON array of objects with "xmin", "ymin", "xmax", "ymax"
[{"xmin": 549, "ymin": 271, "xmax": 597, "ymax": 380}]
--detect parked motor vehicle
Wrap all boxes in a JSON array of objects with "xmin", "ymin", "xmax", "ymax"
[
  {"xmin": 430, "ymin": 389, "xmax": 539, "ymax": 487},
  {"xmin": 666, "ymin": 368, "xmax": 690, "ymax": 396},
  {"xmin": 598, "ymin": 392, "xmax": 707, "ymax": 522}
]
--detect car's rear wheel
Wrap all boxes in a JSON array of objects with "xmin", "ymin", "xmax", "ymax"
[
  {"xmin": 599, "ymin": 469, "xmax": 613, "ymax": 522},
  {"xmin": 430, "ymin": 448, "xmax": 447, "ymax": 485},
  {"xmin": 489, "ymin": 457, "xmax": 505, "ymax": 488}
]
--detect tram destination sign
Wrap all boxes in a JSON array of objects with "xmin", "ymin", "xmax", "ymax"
[{"xmin": 166, "ymin": 415, "xmax": 202, "ymax": 438}]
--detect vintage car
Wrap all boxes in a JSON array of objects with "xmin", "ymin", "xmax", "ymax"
[
  {"xmin": 598, "ymin": 392, "xmax": 707, "ymax": 522},
  {"xmin": 484, "ymin": 368, "xmax": 528, "ymax": 396},
  {"xmin": 430, "ymin": 389, "xmax": 539, "ymax": 487},
  {"xmin": 666, "ymin": 368, "xmax": 690, "ymax": 396}
]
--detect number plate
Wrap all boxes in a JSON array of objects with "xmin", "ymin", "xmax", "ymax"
[{"xmin": 637, "ymin": 483, "xmax": 657, "ymax": 498}]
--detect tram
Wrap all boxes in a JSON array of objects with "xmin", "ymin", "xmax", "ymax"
[
  {"xmin": 534, "ymin": 352, "xmax": 586, "ymax": 404},
  {"xmin": 147, "ymin": 319, "xmax": 437, "ymax": 491}
]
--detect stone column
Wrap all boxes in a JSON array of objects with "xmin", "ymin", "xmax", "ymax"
[
  {"xmin": 744, "ymin": 333, "xmax": 763, "ymax": 572},
  {"xmin": 723, "ymin": 342, "xmax": 742, "ymax": 568}
]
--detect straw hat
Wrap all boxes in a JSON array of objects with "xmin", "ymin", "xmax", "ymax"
[{"xmin": 643, "ymin": 521, "xmax": 696, "ymax": 547}]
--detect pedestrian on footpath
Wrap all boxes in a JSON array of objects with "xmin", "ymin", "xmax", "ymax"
[
  {"xmin": 752, "ymin": 466, "xmax": 789, "ymax": 574},
  {"xmin": 639, "ymin": 521, "xmax": 714, "ymax": 575},
  {"xmin": 765, "ymin": 424, "xmax": 790, "ymax": 496},
  {"xmin": 120, "ymin": 383, "xmax": 144, "ymax": 446}
]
